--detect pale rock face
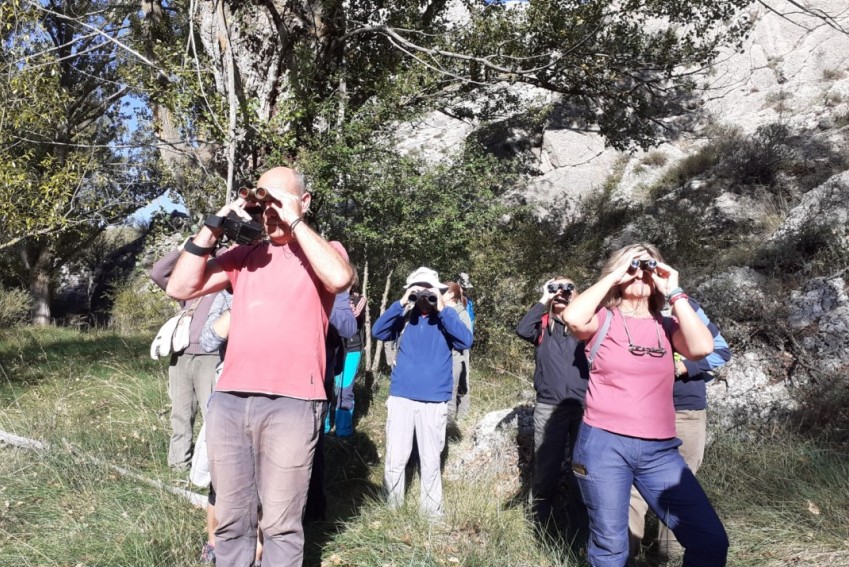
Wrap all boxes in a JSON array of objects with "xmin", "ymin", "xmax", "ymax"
[
  {"xmin": 702, "ymin": 0, "xmax": 849, "ymax": 133},
  {"xmin": 394, "ymin": 83, "xmax": 555, "ymax": 164},
  {"xmin": 788, "ymin": 277, "xmax": 849, "ymax": 372},
  {"xmin": 770, "ymin": 170, "xmax": 849, "ymax": 244},
  {"xmin": 528, "ymin": 132, "xmax": 621, "ymax": 207},
  {"xmin": 708, "ymin": 349, "xmax": 798, "ymax": 432},
  {"xmin": 394, "ymin": 112, "xmax": 475, "ymax": 164},
  {"xmin": 712, "ymin": 191, "xmax": 772, "ymax": 225}
]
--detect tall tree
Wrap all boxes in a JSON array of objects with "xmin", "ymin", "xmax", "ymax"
[{"xmin": 0, "ymin": 0, "xmax": 160, "ymax": 323}]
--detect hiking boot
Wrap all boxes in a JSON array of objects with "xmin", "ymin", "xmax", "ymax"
[{"xmin": 200, "ymin": 543, "xmax": 215, "ymax": 564}]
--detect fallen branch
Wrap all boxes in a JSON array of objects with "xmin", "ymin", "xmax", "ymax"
[{"xmin": 0, "ymin": 429, "xmax": 207, "ymax": 509}]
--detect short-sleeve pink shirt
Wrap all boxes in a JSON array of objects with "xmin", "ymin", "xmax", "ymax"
[
  {"xmin": 213, "ymin": 241, "xmax": 334, "ymax": 399},
  {"xmin": 583, "ymin": 308, "xmax": 678, "ymax": 439}
]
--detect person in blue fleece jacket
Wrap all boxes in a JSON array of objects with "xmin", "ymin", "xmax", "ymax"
[{"xmin": 372, "ymin": 266, "xmax": 474, "ymax": 518}]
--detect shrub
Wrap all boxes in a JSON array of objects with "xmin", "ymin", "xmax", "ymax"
[
  {"xmin": 0, "ymin": 286, "xmax": 33, "ymax": 327},
  {"xmin": 640, "ymin": 150, "xmax": 668, "ymax": 167},
  {"xmin": 765, "ymin": 89, "xmax": 792, "ymax": 112},
  {"xmin": 647, "ymin": 140, "xmax": 725, "ymax": 199},
  {"xmin": 109, "ymin": 276, "xmax": 176, "ymax": 334},
  {"xmin": 755, "ymin": 223, "xmax": 849, "ymax": 278},
  {"xmin": 821, "ymin": 67, "xmax": 847, "ymax": 81},
  {"xmin": 721, "ymin": 122, "xmax": 792, "ymax": 187}
]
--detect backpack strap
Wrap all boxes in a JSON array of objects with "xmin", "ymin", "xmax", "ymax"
[
  {"xmin": 183, "ymin": 297, "xmax": 203, "ymax": 316},
  {"xmin": 537, "ymin": 312, "xmax": 550, "ymax": 346},
  {"xmin": 587, "ymin": 308, "xmax": 613, "ymax": 371}
]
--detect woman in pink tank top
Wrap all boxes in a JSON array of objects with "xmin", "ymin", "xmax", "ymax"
[{"xmin": 562, "ymin": 243, "xmax": 729, "ymax": 567}]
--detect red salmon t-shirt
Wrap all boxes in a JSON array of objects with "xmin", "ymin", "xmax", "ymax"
[{"xmin": 214, "ymin": 241, "xmax": 334, "ymax": 399}]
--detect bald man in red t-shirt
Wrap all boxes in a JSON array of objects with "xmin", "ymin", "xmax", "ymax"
[{"xmin": 167, "ymin": 167, "xmax": 352, "ymax": 567}]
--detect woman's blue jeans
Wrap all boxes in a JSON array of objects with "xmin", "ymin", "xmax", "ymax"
[{"xmin": 573, "ymin": 423, "xmax": 728, "ymax": 567}]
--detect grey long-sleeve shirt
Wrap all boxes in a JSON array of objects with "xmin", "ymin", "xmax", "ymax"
[{"xmin": 149, "ymin": 247, "xmax": 218, "ymax": 357}]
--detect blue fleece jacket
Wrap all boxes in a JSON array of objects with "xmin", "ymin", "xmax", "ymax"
[{"xmin": 372, "ymin": 300, "xmax": 474, "ymax": 402}]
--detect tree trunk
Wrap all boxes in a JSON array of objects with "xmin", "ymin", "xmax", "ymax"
[
  {"xmin": 362, "ymin": 259, "xmax": 372, "ymax": 370},
  {"xmin": 368, "ymin": 269, "xmax": 394, "ymax": 376},
  {"xmin": 22, "ymin": 242, "xmax": 56, "ymax": 326}
]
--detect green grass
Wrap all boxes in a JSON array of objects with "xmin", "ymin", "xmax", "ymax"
[{"xmin": 1, "ymin": 327, "xmax": 848, "ymax": 566}]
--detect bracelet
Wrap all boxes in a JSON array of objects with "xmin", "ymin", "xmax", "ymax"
[
  {"xmin": 665, "ymin": 287, "xmax": 684, "ymax": 301},
  {"xmin": 184, "ymin": 237, "xmax": 215, "ymax": 257},
  {"xmin": 289, "ymin": 217, "xmax": 303, "ymax": 233},
  {"xmin": 668, "ymin": 292, "xmax": 689, "ymax": 307}
]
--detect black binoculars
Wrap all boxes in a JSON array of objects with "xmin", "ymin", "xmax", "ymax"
[
  {"xmin": 629, "ymin": 258, "xmax": 657, "ymax": 272},
  {"xmin": 548, "ymin": 282, "xmax": 575, "ymax": 294},
  {"xmin": 409, "ymin": 290, "xmax": 438, "ymax": 304}
]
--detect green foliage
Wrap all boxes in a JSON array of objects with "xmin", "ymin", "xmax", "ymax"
[
  {"xmin": 0, "ymin": 1, "xmax": 161, "ymax": 249},
  {"xmin": 0, "ymin": 0, "xmax": 164, "ymax": 323},
  {"xmin": 110, "ymin": 276, "xmax": 176, "ymax": 334},
  {"xmin": 0, "ymin": 286, "xmax": 33, "ymax": 327},
  {"xmin": 649, "ymin": 139, "xmax": 726, "ymax": 199},
  {"xmin": 450, "ymin": 0, "xmax": 753, "ymax": 149},
  {"xmin": 299, "ymin": 112, "xmax": 522, "ymax": 295}
]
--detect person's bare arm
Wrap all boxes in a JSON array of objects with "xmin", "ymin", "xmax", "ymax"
[
  {"xmin": 166, "ymin": 249, "xmax": 230, "ymax": 300},
  {"xmin": 651, "ymin": 262, "xmax": 713, "ymax": 360},
  {"xmin": 276, "ymin": 193, "xmax": 353, "ymax": 293},
  {"xmin": 166, "ymin": 201, "xmax": 251, "ymax": 300}
]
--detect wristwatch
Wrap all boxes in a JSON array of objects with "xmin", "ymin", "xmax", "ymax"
[
  {"xmin": 204, "ymin": 214, "xmax": 225, "ymax": 230},
  {"xmin": 184, "ymin": 237, "xmax": 215, "ymax": 257}
]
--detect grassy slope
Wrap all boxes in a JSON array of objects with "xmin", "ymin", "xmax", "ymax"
[{"xmin": 0, "ymin": 327, "xmax": 847, "ymax": 566}]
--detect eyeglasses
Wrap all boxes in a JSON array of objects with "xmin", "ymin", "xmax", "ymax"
[
  {"xmin": 628, "ymin": 344, "xmax": 667, "ymax": 357},
  {"xmin": 621, "ymin": 314, "xmax": 667, "ymax": 357},
  {"xmin": 548, "ymin": 282, "xmax": 575, "ymax": 293},
  {"xmin": 629, "ymin": 258, "xmax": 657, "ymax": 272}
]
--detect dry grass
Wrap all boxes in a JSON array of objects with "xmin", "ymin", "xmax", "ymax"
[{"xmin": 1, "ymin": 328, "xmax": 848, "ymax": 566}]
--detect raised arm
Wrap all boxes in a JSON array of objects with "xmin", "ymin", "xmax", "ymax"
[
  {"xmin": 562, "ymin": 272, "xmax": 622, "ymax": 340},
  {"xmin": 652, "ymin": 263, "xmax": 713, "ymax": 360},
  {"xmin": 517, "ymin": 280, "xmax": 558, "ymax": 344},
  {"xmin": 165, "ymin": 236, "xmax": 231, "ymax": 300},
  {"xmin": 272, "ymin": 191, "xmax": 352, "ymax": 293}
]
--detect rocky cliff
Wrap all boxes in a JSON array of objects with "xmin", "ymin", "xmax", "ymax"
[{"xmin": 397, "ymin": 0, "xmax": 849, "ymax": 433}]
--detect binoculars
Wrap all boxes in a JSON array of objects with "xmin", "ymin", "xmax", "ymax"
[
  {"xmin": 629, "ymin": 258, "xmax": 657, "ymax": 272},
  {"xmin": 547, "ymin": 282, "xmax": 575, "ymax": 294},
  {"xmin": 409, "ymin": 290, "xmax": 438, "ymax": 304},
  {"xmin": 238, "ymin": 186, "xmax": 271, "ymax": 202}
]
